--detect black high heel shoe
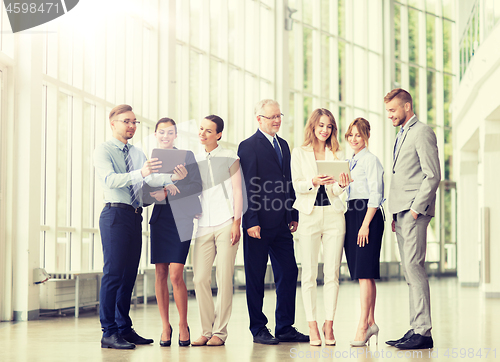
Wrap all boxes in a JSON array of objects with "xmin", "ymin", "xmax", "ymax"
[
  {"xmin": 160, "ymin": 325, "xmax": 173, "ymax": 347},
  {"xmin": 179, "ymin": 326, "xmax": 190, "ymax": 346}
]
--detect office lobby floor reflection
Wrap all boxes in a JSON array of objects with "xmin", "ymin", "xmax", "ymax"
[{"xmin": 1, "ymin": 277, "xmax": 498, "ymax": 362}]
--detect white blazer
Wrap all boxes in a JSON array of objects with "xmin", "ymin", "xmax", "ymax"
[{"xmin": 291, "ymin": 145, "xmax": 346, "ymax": 215}]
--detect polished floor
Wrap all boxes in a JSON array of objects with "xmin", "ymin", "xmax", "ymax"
[{"xmin": 1, "ymin": 277, "xmax": 499, "ymax": 361}]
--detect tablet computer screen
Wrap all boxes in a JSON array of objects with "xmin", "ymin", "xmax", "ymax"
[
  {"xmin": 151, "ymin": 148, "xmax": 188, "ymax": 173},
  {"xmin": 316, "ymin": 160, "xmax": 350, "ymax": 181}
]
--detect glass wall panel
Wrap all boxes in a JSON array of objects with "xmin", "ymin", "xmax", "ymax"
[
  {"xmin": 338, "ymin": 41, "xmax": 346, "ymax": 102},
  {"xmin": 443, "ymin": 20, "xmax": 452, "ymax": 73},
  {"xmin": 426, "ymin": 14, "xmax": 436, "ymax": 69},
  {"xmin": 353, "ymin": 46, "xmax": 366, "ymax": 110},
  {"xmin": 321, "ymin": 0, "xmax": 330, "ymax": 32},
  {"xmin": 190, "ymin": 0, "xmax": 201, "ymax": 49},
  {"xmin": 353, "ymin": 0, "xmax": 367, "ymax": 48},
  {"xmin": 57, "ymin": 93, "xmax": 70, "ymax": 228},
  {"xmin": 394, "ymin": 3, "xmax": 401, "ymax": 59},
  {"xmin": 210, "ymin": 0, "xmax": 221, "ymax": 56},
  {"xmin": 368, "ymin": 0, "xmax": 382, "ymax": 52},
  {"xmin": 321, "ymin": 35, "xmax": 330, "ymax": 99},
  {"xmin": 189, "ymin": 50, "xmax": 200, "ymax": 121},
  {"xmin": 338, "ymin": 0, "xmax": 346, "ymax": 38},
  {"xmin": 409, "ymin": 66, "xmax": 419, "ymax": 115},
  {"xmin": 303, "ymin": 26, "xmax": 313, "ymax": 94},
  {"xmin": 408, "ymin": 8, "xmax": 419, "ymax": 64},
  {"xmin": 427, "ymin": 70, "xmax": 436, "ymax": 126}
]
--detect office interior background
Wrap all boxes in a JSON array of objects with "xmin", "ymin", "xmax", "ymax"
[{"xmin": 0, "ymin": 0, "xmax": 498, "ymax": 323}]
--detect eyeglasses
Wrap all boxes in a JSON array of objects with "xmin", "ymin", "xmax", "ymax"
[
  {"xmin": 116, "ymin": 120, "xmax": 141, "ymax": 126},
  {"xmin": 259, "ymin": 113, "xmax": 284, "ymax": 121}
]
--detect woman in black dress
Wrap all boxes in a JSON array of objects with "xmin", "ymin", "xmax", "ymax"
[
  {"xmin": 343, "ymin": 118, "xmax": 385, "ymax": 347},
  {"xmin": 147, "ymin": 118, "xmax": 202, "ymax": 347}
]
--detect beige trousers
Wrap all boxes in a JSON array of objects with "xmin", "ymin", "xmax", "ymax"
[
  {"xmin": 298, "ymin": 206, "xmax": 345, "ymax": 321},
  {"xmin": 192, "ymin": 221, "xmax": 239, "ymax": 341}
]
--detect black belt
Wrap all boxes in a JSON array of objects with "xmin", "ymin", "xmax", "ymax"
[{"xmin": 105, "ymin": 203, "xmax": 142, "ymax": 214}]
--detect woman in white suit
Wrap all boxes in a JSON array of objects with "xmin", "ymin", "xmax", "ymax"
[{"xmin": 291, "ymin": 108, "xmax": 348, "ymax": 346}]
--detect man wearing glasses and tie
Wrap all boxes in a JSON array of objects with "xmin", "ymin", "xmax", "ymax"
[
  {"xmin": 94, "ymin": 104, "xmax": 161, "ymax": 349},
  {"xmin": 237, "ymin": 99, "xmax": 309, "ymax": 345}
]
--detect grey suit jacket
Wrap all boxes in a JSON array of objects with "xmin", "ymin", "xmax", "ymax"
[{"xmin": 389, "ymin": 115, "xmax": 441, "ymax": 217}]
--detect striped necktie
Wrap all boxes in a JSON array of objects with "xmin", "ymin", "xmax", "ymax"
[
  {"xmin": 347, "ymin": 156, "xmax": 357, "ymax": 200},
  {"xmin": 123, "ymin": 144, "xmax": 141, "ymax": 208}
]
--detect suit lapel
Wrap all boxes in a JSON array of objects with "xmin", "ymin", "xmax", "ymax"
[{"xmin": 393, "ymin": 116, "xmax": 418, "ymax": 169}]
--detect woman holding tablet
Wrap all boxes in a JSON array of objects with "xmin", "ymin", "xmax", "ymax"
[
  {"xmin": 291, "ymin": 108, "xmax": 348, "ymax": 346},
  {"xmin": 191, "ymin": 115, "xmax": 243, "ymax": 347},
  {"xmin": 146, "ymin": 117, "xmax": 202, "ymax": 347},
  {"xmin": 344, "ymin": 117, "xmax": 385, "ymax": 347}
]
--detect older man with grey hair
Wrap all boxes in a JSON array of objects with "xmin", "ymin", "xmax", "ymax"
[{"xmin": 237, "ymin": 99, "xmax": 308, "ymax": 345}]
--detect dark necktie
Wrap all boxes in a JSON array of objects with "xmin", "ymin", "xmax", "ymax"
[
  {"xmin": 123, "ymin": 144, "xmax": 140, "ymax": 208},
  {"xmin": 273, "ymin": 137, "xmax": 283, "ymax": 167}
]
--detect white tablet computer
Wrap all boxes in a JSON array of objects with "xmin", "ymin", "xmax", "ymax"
[
  {"xmin": 316, "ymin": 160, "xmax": 351, "ymax": 181},
  {"xmin": 151, "ymin": 148, "xmax": 187, "ymax": 174}
]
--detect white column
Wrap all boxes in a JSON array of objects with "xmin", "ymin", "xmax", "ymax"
[
  {"xmin": 457, "ymin": 150, "xmax": 480, "ymax": 286},
  {"xmin": 481, "ymin": 120, "xmax": 500, "ymax": 298},
  {"xmin": 12, "ymin": 34, "xmax": 44, "ymax": 320}
]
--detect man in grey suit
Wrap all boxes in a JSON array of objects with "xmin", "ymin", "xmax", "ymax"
[{"xmin": 384, "ymin": 89, "xmax": 441, "ymax": 350}]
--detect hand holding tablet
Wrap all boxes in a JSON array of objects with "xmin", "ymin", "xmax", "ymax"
[{"xmin": 316, "ymin": 160, "xmax": 352, "ymax": 185}]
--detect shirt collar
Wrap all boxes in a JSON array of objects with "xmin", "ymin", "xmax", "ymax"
[
  {"xmin": 352, "ymin": 147, "xmax": 368, "ymax": 161},
  {"xmin": 205, "ymin": 145, "xmax": 222, "ymax": 158},
  {"xmin": 110, "ymin": 137, "xmax": 129, "ymax": 151},
  {"xmin": 259, "ymin": 128, "xmax": 278, "ymax": 144}
]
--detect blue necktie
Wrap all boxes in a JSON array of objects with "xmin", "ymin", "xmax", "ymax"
[
  {"xmin": 347, "ymin": 156, "xmax": 357, "ymax": 200},
  {"xmin": 123, "ymin": 144, "xmax": 141, "ymax": 208},
  {"xmin": 273, "ymin": 137, "xmax": 283, "ymax": 167},
  {"xmin": 393, "ymin": 127, "xmax": 404, "ymax": 160}
]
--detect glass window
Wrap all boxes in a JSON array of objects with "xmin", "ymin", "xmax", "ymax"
[
  {"xmin": 304, "ymin": 96, "xmax": 312, "ymax": 126},
  {"xmin": 425, "ymin": 0, "xmax": 436, "ymax": 14},
  {"xmin": 321, "ymin": 0, "xmax": 330, "ymax": 32},
  {"xmin": 338, "ymin": 41, "xmax": 346, "ymax": 102},
  {"xmin": 408, "ymin": 8, "xmax": 420, "ymax": 64},
  {"xmin": 409, "ymin": 66, "xmax": 419, "ymax": 114},
  {"xmin": 443, "ymin": 74, "xmax": 453, "ymax": 128},
  {"xmin": 394, "ymin": 3, "xmax": 401, "ymax": 59},
  {"xmin": 189, "ymin": 50, "xmax": 200, "ymax": 121},
  {"xmin": 443, "ymin": 20, "xmax": 452, "ymax": 73},
  {"xmin": 426, "ymin": 14, "xmax": 436, "ymax": 69},
  {"xmin": 260, "ymin": 6, "xmax": 274, "ymax": 81},
  {"xmin": 353, "ymin": 0, "xmax": 367, "ymax": 48},
  {"xmin": 57, "ymin": 93, "xmax": 70, "ymax": 228},
  {"xmin": 210, "ymin": 59, "xmax": 220, "ymax": 116},
  {"xmin": 442, "ymin": 0, "xmax": 454, "ymax": 19},
  {"xmin": 210, "ymin": 0, "xmax": 221, "ymax": 56},
  {"xmin": 368, "ymin": 0, "xmax": 382, "ymax": 52},
  {"xmin": 338, "ymin": 0, "xmax": 346, "ymax": 38},
  {"xmin": 368, "ymin": 52, "xmax": 381, "ymax": 112},
  {"xmin": 303, "ymin": 26, "xmax": 313, "ymax": 94},
  {"xmin": 190, "ymin": 0, "xmax": 201, "ymax": 49},
  {"xmin": 321, "ymin": 34, "xmax": 330, "ymax": 99},
  {"xmin": 427, "ymin": 70, "xmax": 436, "ymax": 126},
  {"xmin": 353, "ymin": 46, "xmax": 366, "ymax": 110},
  {"xmin": 289, "ymin": 23, "xmax": 296, "ymax": 89},
  {"xmin": 176, "ymin": 0, "xmax": 188, "ymax": 43},
  {"xmin": 303, "ymin": 0, "xmax": 313, "ymax": 25}
]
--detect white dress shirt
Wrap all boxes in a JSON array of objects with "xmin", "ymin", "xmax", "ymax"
[{"xmin": 196, "ymin": 145, "xmax": 239, "ymax": 227}]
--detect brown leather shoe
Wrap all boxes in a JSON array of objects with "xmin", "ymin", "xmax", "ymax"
[
  {"xmin": 207, "ymin": 335, "xmax": 225, "ymax": 346},
  {"xmin": 191, "ymin": 336, "xmax": 208, "ymax": 346}
]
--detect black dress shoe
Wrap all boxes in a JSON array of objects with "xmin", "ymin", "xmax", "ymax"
[
  {"xmin": 253, "ymin": 328, "xmax": 279, "ymax": 345},
  {"xmin": 386, "ymin": 329, "xmax": 414, "ymax": 346},
  {"xmin": 160, "ymin": 325, "xmax": 173, "ymax": 347},
  {"xmin": 120, "ymin": 329, "xmax": 154, "ymax": 345},
  {"xmin": 101, "ymin": 333, "xmax": 136, "ymax": 349},
  {"xmin": 395, "ymin": 334, "xmax": 433, "ymax": 349},
  {"xmin": 276, "ymin": 327, "xmax": 310, "ymax": 343},
  {"xmin": 179, "ymin": 326, "xmax": 190, "ymax": 346}
]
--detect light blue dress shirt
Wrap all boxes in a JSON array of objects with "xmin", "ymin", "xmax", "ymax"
[
  {"xmin": 347, "ymin": 147, "xmax": 385, "ymax": 208},
  {"xmin": 94, "ymin": 137, "xmax": 149, "ymax": 205}
]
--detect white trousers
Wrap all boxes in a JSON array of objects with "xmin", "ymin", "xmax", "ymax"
[
  {"xmin": 298, "ymin": 206, "xmax": 345, "ymax": 322},
  {"xmin": 192, "ymin": 221, "xmax": 239, "ymax": 341}
]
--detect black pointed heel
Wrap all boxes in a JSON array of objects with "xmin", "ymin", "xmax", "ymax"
[
  {"xmin": 160, "ymin": 325, "xmax": 172, "ymax": 347},
  {"xmin": 179, "ymin": 326, "xmax": 190, "ymax": 346}
]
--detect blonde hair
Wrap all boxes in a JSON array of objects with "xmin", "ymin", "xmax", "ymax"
[
  {"xmin": 302, "ymin": 108, "xmax": 340, "ymax": 158},
  {"xmin": 345, "ymin": 117, "xmax": 371, "ymax": 147},
  {"xmin": 109, "ymin": 104, "xmax": 132, "ymax": 121}
]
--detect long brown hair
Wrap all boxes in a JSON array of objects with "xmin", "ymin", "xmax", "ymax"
[{"xmin": 302, "ymin": 108, "xmax": 340, "ymax": 158}]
